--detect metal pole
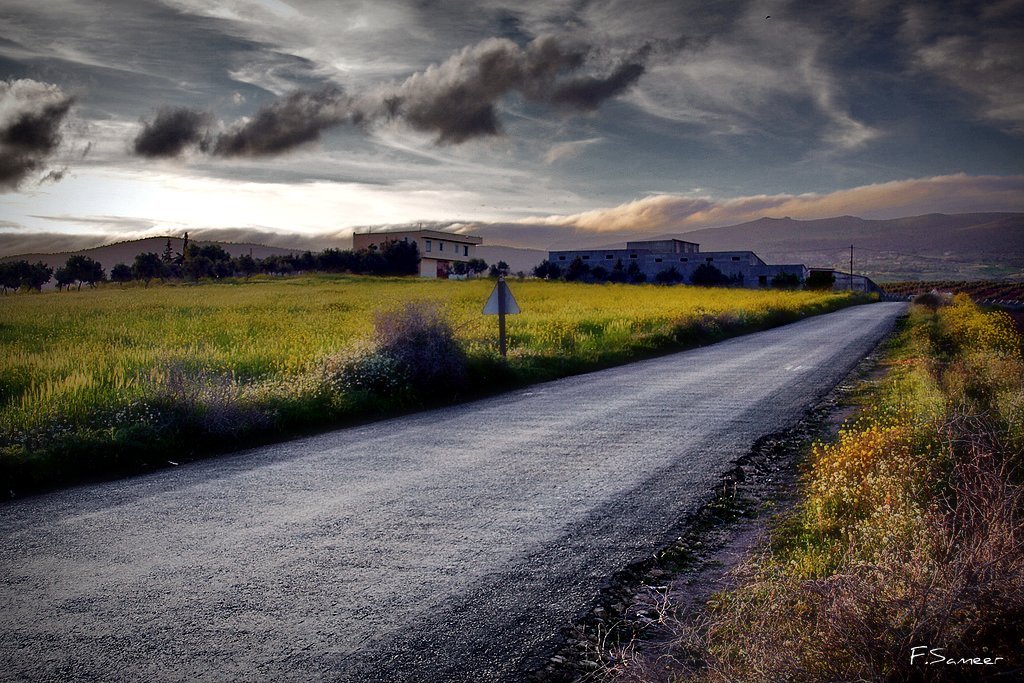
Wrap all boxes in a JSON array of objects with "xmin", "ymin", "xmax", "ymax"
[
  {"xmin": 498, "ymin": 275, "xmax": 507, "ymax": 357},
  {"xmin": 849, "ymin": 244, "xmax": 854, "ymax": 290}
]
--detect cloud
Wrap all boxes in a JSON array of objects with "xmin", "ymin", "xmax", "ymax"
[
  {"xmin": 549, "ymin": 46, "xmax": 649, "ymax": 111},
  {"xmin": 133, "ymin": 107, "xmax": 213, "ymax": 158},
  {"xmin": 130, "ymin": 34, "xmax": 650, "ymax": 156},
  {"xmin": 213, "ymin": 86, "xmax": 354, "ymax": 157},
  {"xmin": 483, "ymin": 174, "xmax": 1024, "ymax": 247},
  {"xmin": 384, "ymin": 35, "xmax": 589, "ymax": 143},
  {"xmin": 903, "ymin": 2, "xmax": 1024, "ymax": 134},
  {"xmin": 543, "ymin": 137, "xmax": 603, "ymax": 164},
  {"xmin": 0, "ymin": 79, "xmax": 75, "ymax": 190}
]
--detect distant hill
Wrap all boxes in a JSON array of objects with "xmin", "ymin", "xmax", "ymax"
[
  {"xmin": 1, "ymin": 237, "xmax": 301, "ymax": 289},
  {"xmin": 651, "ymin": 213, "xmax": 1024, "ymax": 281}
]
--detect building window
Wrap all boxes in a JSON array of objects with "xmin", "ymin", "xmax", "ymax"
[
  {"xmin": 732, "ymin": 256, "xmax": 740, "ymax": 261},
  {"xmin": 655, "ymin": 258, "xmax": 663, "ymax": 263},
  {"xmin": 439, "ymin": 241, "xmax": 444, "ymax": 252},
  {"xmin": 680, "ymin": 257, "xmax": 688, "ymax": 262},
  {"xmin": 558, "ymin": 255, "xmax": 566, "ymax": 261},
  {"xmin": 425, "ymin": 239, "xmax": 432, "ymax": 253},
  {"xmin": 629, "ymin": 253, "xmax": 638, "ymax": 259},
  {"xmin": 463, "ymin": 245, "xmax": 468, "ymax": 256},
  {"xmin": 582, "ymin": 254, "xmax": 590, "ymax": 260},
  {"xmin": 706, "ymin": 257, "xmax": 713, "ymax": 262},
  {"xmin": 605, "ymin": 254, "xmax": 613, "ymax": 260}
]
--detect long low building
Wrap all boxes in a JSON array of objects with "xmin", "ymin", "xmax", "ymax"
[{"xmin": 549, "ymin": 238, "xmax": 808, "ymax": 287}]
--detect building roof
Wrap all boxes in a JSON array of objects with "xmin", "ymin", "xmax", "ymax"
[{"xmin": 353, "ymin": 228, "xmax": 482, "ymax": 245}]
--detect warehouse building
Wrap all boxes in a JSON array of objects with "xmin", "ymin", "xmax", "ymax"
[{"xmin": 548, "ymin": 238, "xmax": 808, "ymax": 287}]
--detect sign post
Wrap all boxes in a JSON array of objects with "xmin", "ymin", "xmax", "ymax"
[{"xmin": 482, "ymin": 276, "xmax": 521, "ymax": 357}]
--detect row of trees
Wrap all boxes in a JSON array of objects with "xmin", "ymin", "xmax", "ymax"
[
  {"xmin": 1, "ymin": 236, "xmax": 500, "ymax": 293},
  {"xmin": 533, "ymin": 257, "xmax": 833, "ymax": 289},
  {"xmin": 533, "ymin": 258, "xmax": 749, "ymax": 286}
]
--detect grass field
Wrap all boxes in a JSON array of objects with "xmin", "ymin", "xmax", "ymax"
[{"xmin": 1, "ymin": 275, "xmax": 864, "ymax": 493}]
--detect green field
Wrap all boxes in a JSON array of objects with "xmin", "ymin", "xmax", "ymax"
[{"xmin": 1, "ymin": 275, "xmax": 865, "ymax": 493}]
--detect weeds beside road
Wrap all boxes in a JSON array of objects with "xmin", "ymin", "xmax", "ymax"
[
  {"xmin": 609, "ymin": 295, "xmax": 1024, "ymax": 682},
  {"xmin": 0, "ymin": 275, "xmax": 866, "ymax": 495}
]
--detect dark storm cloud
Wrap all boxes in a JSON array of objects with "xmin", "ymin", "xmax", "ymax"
[
  {"xmin": 0, "ymin": 79, "xmax": 74, "ymax": 190},
  {"xmin": 131, "ymin": 34, "xmax": 650, "ymax": 156},
  {"xmin": 549, "ymin": 46, "xmax": 650, "ymax": 111},
  {"xmin": 133, "ymin": 107, "xmax": 213, "ymax": 158},
  {"xmin": 386, "ymin": 35, "xmax": 591, "ymax": 143},
  {"xmin": 213, "ymin": 86, "xmax": 354, "ymax": 157}
]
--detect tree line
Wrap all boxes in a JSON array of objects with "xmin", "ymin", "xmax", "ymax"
[
  {"xmin": 533, "ymin": 257, "xmax": 836, "ymax": 289},
  {"xmin": 0, "ymin": 235, "xmax": 496, "ymax": 293}
]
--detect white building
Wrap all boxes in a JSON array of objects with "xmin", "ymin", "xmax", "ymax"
[{"xmin": 352, "ymin": 229, "xmax": 483, "ymax": 278}]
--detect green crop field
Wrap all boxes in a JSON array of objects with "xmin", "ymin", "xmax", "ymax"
[{"xmin": 0, "ymin": 275, "xmax": 865, "ymax": 493}]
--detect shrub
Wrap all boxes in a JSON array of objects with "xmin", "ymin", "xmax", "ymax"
[
  {"xmin": 654, "ymin": 267, "xmax": 683, "ymax": 284},
  {"xmin": 912, "ymin": 291, "xmax": 945, "ymax": 310},
  {"xmin": 690, "ymin": 263, "xmax": 729, "ymax": 286},
  {"xmin": 806, "ymin": 270, "xmax": 836, "ymax": 290},
  {"xmin": 324, "ymin": 303, "xmax": 467, "ymax": 402}
]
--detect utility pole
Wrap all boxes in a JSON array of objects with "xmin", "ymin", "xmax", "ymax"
[{"xmin": 849, "ymin": 244, "xmax": 854, "ymax": 290}]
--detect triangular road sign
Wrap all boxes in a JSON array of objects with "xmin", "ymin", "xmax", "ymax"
[{"xmin": 482, "ymin": 279, "xmax": 521, "ymax": 315}]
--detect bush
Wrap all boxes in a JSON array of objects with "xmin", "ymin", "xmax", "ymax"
[
  {"xmin": 806, "ymin": 270, "xmax": 836, "ymax": 290},
  {"xmin": 912, "ymin": 291, "xmax": 945, "ymax": 310},
  {"xmin": 654, "ymin": 267, "xmax": 683, "ymax": 284},
  {"xmin": 325, "ymin": 303, "xmax": 467, "ymax": 403},
  {"xmin": 690, "ymin": 263, "xmax": 729, "ymax": 286},
  {"xmin": 771, "ymin": 272, "xmax": 801, "ymax": 289}
]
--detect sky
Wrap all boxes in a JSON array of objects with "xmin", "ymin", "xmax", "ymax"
[{"xmin": 1, "ymin": 0, "xmax": 1023, "ymax": 255}]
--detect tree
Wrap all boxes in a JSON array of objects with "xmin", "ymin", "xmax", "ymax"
[
  {"xmin": 626, "ymin": 261, "xmax": 646, "ymax": 283},
  {"xmin": 318, "ymin": 248, "xmax": 348, "ymax": 272},
  {"xmin": 293, "ymin": 251, "xmax": 317, "ymax": 272},
  {"xmin": 608, "ymin": 259, "xmax": 627, "ymax": 283},
  {"xmin": 771, "ymin": 272, "xmax": 801, "ymax": 289},
  {"xmin": 532, "ymin": 259, "xmax": 561, "ymax": 279},
  {"xmin": 184, "ymin": 255, "xmax": 214, "ymax": 280},
  {"xmin": 564, "ymin": 257, "xmax": 589, "ymax": 282},
  {"xmin": 466, "ymin": 258, "xmax": 488, "ymax": 276},
  {"xmin": 488, "ymin": 260, "xmax": 510, "ymax": 278},
  {"xmin": 380, "ymin": 240, "xmax": 419, "ymax": 275},
  {"xmin": 212, "ymin": 258, "xmax": 234, "ymax": 279},
  {"xmin": 452, "ymin": 261, "xmax": 469, "ymax": 275},
  {"xmin": 806, "ymin": 270, "xmax": 836, "ymax": 290},
  {"xmin": 161, "ymin": 238, "xmax": 174, "ymax": 264},
  {"xmin": 54, "ymin": 265, "xmax": 74, "ymax": 291},
  {"xmin": 132, "ymin": 252, "xmax": 164, "ymax": 286},
  {"xmin": 0, "ymin": 261, "xmax": 28, "ymax": 293},
  {"xmin": 24, "ymin": 261, "xmax": 53, "ymax": 291},
  {"xmin": 110, "ymin": 263, "xmax": 134, "ymax": 283},
  {"xmin": 654, "ymin": 266, "xmax": 684, "ymax": 284},
  {"xmin": 690, "ymin": 263, "xmax": 729, "ymax": 286},
  {"xmin": 590, "ymin": 265, "xmax": 609, "ymax": 282},
  {"xmin": 197, "ymin": 244, "xmax": 230, "ymax": 263},
  {"xmin": 63, "ymin": 255, "xmax": 104, "ymax": 290},
  {"xmin": 234, "ymin": 254, "xmax": 258, "ymax": 278}
]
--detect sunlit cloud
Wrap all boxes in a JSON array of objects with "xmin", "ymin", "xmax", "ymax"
[{"xmin": 512, "ymin": 174, "xmax": 1024, "ymax": 236}]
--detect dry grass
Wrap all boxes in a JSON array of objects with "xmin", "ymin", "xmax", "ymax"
[{"xmin": 605, "ymin": 296, "xmax": 1024, "ymax": 683}]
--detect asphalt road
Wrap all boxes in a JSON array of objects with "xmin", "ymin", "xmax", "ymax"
[{"xmin": 0, "ymin": 302, "xmax": 904, "ymax": 682}]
